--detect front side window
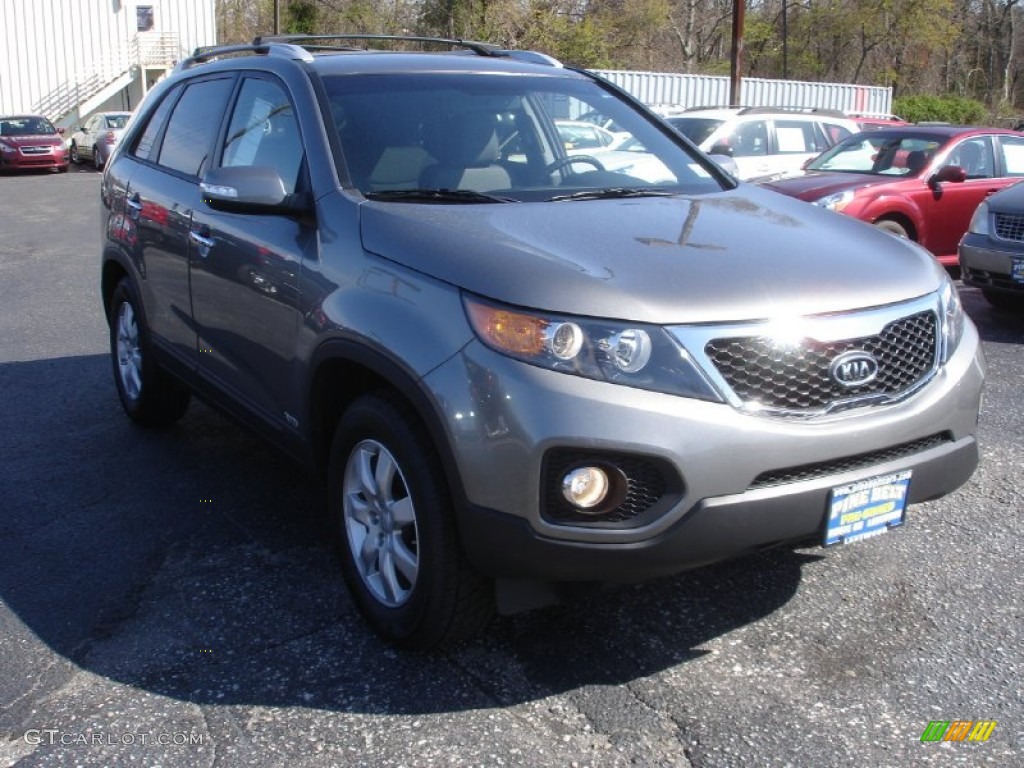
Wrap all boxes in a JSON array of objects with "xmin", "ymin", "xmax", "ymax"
[
  {"xmin": 157, "ymin": 78, "xmax": 234, "ymax": 177},
  {"xmin": 221, "ymin": 77, "xmax": 304, "ymax": 193},
  {"xmin": 948, "ymin": 137, "xmax": 993, "ymax": 179},
  {"xmin": 323, "ymin": 73, "xmax": 725, "ymax": 202}
]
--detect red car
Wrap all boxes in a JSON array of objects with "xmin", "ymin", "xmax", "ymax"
[
  {"xmin": 759, "ymin": 125, "xmax": 1024, "ymax": 268},
  {"xmin": 0, "ymin": 114, "xmax": 69, "ymax": 173}
]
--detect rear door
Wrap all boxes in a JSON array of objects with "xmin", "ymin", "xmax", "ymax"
[
  {"xmin": 188, "ymin": 74, "xmax": 313, "ymax": 430},
  {"xmin": 121, "ymin": 75, "xmax": 236, "ymax": 369}
]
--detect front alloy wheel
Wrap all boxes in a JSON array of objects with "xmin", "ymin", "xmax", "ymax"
[
  {"xmin": 328, "ymin": 393, "xmax": 493, "ymax": 648},
  {"xmin": 343, "ymin": 439, "xmax": 420, "ymax": 607}
]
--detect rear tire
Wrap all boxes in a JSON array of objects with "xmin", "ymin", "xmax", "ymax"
[
  {"xmin": 70, "ymin": 142, "xmax": 80, "ymax": 164},
  {"xmin": 108, "ymin": 278, "xmax": 191, "ymax": 427},
  {"xmin": 93, "ymin": 146, "xmax": 103, "ymax": 171},
  {"xmin": 328, "ymin": 392, "xmax": 493, "ymax": 648}
]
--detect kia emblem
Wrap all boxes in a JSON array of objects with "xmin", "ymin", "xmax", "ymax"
[{"xmin": 830, "ymin": 350, "xmax": 879, "ymax": 387}]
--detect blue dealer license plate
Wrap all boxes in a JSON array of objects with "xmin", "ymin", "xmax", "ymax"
[
  {"xmin": 1012, "ymin": 257, "xmax": 1024, "ymax": 284},
  {"xmin": 824, "ymin": 470, "xmax": 911, "ymax": 546}
]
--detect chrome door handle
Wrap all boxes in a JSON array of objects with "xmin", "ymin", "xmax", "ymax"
[{"xmin": 189, "ymin": 230, "xmax": 215, "ymax": 249}]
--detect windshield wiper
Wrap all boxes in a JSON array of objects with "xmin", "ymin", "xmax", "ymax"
[
  {"xmin": 547, "ymin": 188, "xmax": 678, "ymax": 202},
  {"xmin": 364, "ymin": 189, "xmax": 517, "ymax": 204}
]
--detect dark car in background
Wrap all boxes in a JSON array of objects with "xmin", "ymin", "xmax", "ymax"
[
  {"xmin": 0, "ymin": 114, "xmax": 68, "ymax": 173},
  {"xmin": 69, "ymin": 111, "xmax": 133, "ymax": 170},
  {"xmin": 759, "ymin": 125, "xmax": 1024, "ymax": 268},
  {"xmin": 959, "ymin": 180, "xmax": 1024, "ymax": 310}
]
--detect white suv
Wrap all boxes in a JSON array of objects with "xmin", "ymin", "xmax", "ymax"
[{"xmin": 667, "ymin": 107, "xmax": 859, "ymax": 181}]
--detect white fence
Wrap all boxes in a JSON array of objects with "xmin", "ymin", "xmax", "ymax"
[{"xmin": 594, "ymin": 70, "xmax": 893, "ymax": 116}]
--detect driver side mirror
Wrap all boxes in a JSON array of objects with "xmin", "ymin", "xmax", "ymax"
[
  {"xmin": 927, "ymin": 165, "xmax": 967, "ymax": 189},
  {"xmin": 200, "ymin": 166, "xmax": 306, "ymax": 215}
]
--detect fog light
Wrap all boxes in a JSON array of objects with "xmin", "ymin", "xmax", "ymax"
[{"xmin": 562, "ymin": 466, "xmax": 609, "ymax": 510}]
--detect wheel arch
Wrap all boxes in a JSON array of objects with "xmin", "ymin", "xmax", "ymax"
[
  {"xmin": 306, "ymin": 340, "xmax": 468, "ymax": 509},
  {"xmin": 101, "ymin": 258, "xmax": 131, "ymax": 323}
]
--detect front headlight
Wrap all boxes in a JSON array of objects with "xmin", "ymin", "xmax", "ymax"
[
  {"xmin": 938, "ymin": 273, "xmax": 965, "ymax": 364},
  {"xmin": 967, "ymin": 200, "xmax": 990, "ymax": 235},
  {"xmin": 463, "ymin": 295, "xmax": 722, "ymax": 401},
  {"xmin": 813, "ymin": 189, "xmax": 855, "ymax": 212},
  {"xmin": 0, "ymin": 141, "xmax": 15, "ymax": 154}
]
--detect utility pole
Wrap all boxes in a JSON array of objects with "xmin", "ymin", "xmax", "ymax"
[
  {"xmin": 274, "ymin": 0, "xmax": 281, "ymax": 34},
  {"xmin": 730, "ymin": 0, "xmax": 745, "ymax": 105}
]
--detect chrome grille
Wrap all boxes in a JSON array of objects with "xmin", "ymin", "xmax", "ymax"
[
  {"xmin": 995, "ymin": 212, "xmax": 1024, "ymax": 242},
  {"xmin": 20, "ymin": 146, "xmax": 53, "ymax": 156},
  {"xmin": 704, "ymin": 311, "xmax": 937, "ymax": 413}
]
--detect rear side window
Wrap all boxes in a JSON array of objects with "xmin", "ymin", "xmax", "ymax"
[
  {"xmin": 132, "ymin": 85, "xmax": 180, "ymax": 161},
  {"xmin": 157, "ymin": 77, "xmax": 234, "ymax": 177},
  {"xmin": 774, "ymin": 120, "xmax": 819, "ymax": 154},
  {"xmin": 998, "ymin": 135, "xmax": 1024, "ymax": 176}
]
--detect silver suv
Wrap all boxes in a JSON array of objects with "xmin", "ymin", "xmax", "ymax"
[{"xmin": 100, "ymin": 35, "xmax": 984, "ymax": 648}]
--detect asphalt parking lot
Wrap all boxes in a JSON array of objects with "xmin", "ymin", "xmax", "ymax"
[{"xmin": 1, "ymin": 167, "xmax": 1022, "ymax": 768}]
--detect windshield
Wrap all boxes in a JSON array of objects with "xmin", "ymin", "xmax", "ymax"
[
  {"xmin": 665, "ymin": 117, "xmax": 725, "ymax": 146},
  {"xmin": 322, "ymin": 73, "xmax": 727, "ymax": 202},
  {"xmin": 0, "ymin": 116, "xmax": 57, "ymax": 137},
  {"xmin": 807, "ymin": 132, "xmax": 946, "ymax": 176}
]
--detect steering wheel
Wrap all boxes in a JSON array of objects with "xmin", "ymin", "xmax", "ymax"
[{"xmin": 545, "ymin": 155, "xmax": 606, "ymax": 174}]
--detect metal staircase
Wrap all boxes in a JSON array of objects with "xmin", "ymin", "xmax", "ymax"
[{"xmin": 33, "ymin": 32, "xmax": 182, "ymax": 125}]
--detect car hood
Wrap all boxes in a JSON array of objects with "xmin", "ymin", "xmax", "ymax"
[
  {"xmin": 0, "ymin": 134, "xmax": 63, "ymax": 148},
  {"xmin": 761, "ymin": 171, "xmax": 903, "ymax": 202},
  {"xmin": 358, "ymin": 187, "xmax": 942, "ymax": 324}
]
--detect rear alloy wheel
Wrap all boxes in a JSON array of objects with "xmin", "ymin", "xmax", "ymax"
[
  {"xmin": 69, "ymin": 142, "xmax": 80, "ymax": 164},
  {"xmin": 875, "ymin": 219, "xmax": 909, "ymax": 239},
  {"xmin": 93, "ymin": 146, "xmax": 103, "ymax": 171},
  {"xmin": 328, "ymin": 393, "xmax": 493, "ymax": 648},
  {"xmin": 109, "ymin": 278, "xmax": 190, "ymax": 427}
]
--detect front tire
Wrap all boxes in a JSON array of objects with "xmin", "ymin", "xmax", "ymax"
[
  {"xmin": 108, "ymin": 278, "xmax": 190, "ymax": 427},
  {"xmin": 875, "ymin": 219, "xmax": 909, "ymax": 239},
  {"xmin": 328, "ymin": 392, "xmax": 493, "ymax": 648}
]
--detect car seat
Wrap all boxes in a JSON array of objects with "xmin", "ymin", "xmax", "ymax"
[{"xmin": 419, "ymin": 111, "xmax": 512, "ymax": 192}]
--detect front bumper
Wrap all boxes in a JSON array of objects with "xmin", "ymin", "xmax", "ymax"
[
  {"xmin": 424, "ymin": 318, "xmax": 985, "ymax": 582},
  {"xmin": 0, "ymin": 148, "xmax": 68, "ymax": 171},
  {"xmin": 960, "ymin": 234, "xmax": 1024, "ymax": 295}
]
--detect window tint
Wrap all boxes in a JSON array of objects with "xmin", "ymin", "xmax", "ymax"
[
  {"xmin": 132, "ymin": 85, "xmax": 180, "ymax": 161},
  {"xmin": 999, "ymin": 135, "xmax": 1024, "ymax": 176},
  {"xmin": 157, "ymin": 78, "xmax": 234, "ymax": 177},
  {"xmin": 222, "ymin": 77, "xmax": 304, "ymax": 193}
]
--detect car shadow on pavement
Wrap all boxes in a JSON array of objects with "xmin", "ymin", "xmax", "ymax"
[
  {"xmin": 959, "ymin": 283, "xmax": 1024, "ymax": 344},
  {"xmin": 0, "ymin": 354, "xmax": 809, "ymax": 718}
]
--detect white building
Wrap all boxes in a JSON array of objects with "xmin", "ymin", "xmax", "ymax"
[{"xmin": 0, "ymin": 0, "xmax": 217, "ymax": 128}]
